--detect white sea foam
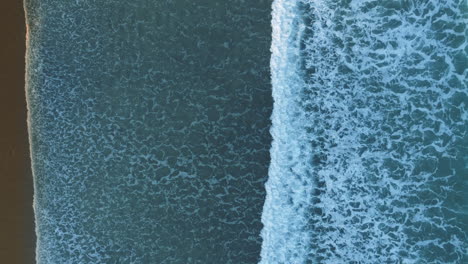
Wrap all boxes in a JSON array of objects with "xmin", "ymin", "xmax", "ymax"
[
  {"xmin": 260, "ymin": 0, "xmax": 316, "ymax": 263},
  {"xmin": 260, "ymin": 0, "xmax": 467, "ymax": 263}
]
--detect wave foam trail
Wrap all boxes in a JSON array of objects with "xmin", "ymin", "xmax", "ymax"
[{"xmin": 260, "ymin": 0, "xmax": 467, "ymax": 263}]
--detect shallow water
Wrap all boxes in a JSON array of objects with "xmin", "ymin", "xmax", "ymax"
[{"xmin": 25, "ymin": 0, "xmax": 272, "ymax": 263}]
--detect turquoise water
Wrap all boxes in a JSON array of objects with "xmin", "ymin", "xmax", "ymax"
[
  {"xmin": 261, "ymin": 0, "xmax": 467, "ymax": 263},
  {"xmin": 25, "ymin": 0, "xmax": 271, "ymax": 263},
  {"xmin": 26, "ymin": 0, "xmax": 467, "ymax": 263}
]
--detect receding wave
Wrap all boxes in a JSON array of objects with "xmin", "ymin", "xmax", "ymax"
[
  {"xmin": 25, "ymin": 0, "xmax": 272, "ymax": 263},
  {"xmin": 260, "ymin": 0, "xmax": 467, "ymax": 263}
]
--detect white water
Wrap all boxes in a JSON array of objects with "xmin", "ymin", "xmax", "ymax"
[
  {"xmin": 260, "ymin": 0, "xmax": 467, "ymax": 263},
  {"xmin": 261, "ymin": 0, "xmax": 313, "ymax": 263}
]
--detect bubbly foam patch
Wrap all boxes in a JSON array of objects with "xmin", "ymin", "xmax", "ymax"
[{"xmin": 260, "ymin": 0, "xmax": 467, "ymax": 263}]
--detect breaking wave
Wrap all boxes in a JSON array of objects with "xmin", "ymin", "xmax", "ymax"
[{"xmin": 260, "ymin": 0, "xmax": 467, "ymax": 263}]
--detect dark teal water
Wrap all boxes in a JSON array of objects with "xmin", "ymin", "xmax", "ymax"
[{"xmin": 25, "ymin": 0, "xmax": 272, "ymax": 263}]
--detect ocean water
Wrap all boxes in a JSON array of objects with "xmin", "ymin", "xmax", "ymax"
[
  {"xmin": 25, "ymin": 0, "xmax": 272, "ymax": 263},
  {"xmin": 261, "ymin": 0, "xmax": 467, "ymax": 263},
  {"xmin": 25, "ymin": 0, "xmax": 467, "ymax": 263}
]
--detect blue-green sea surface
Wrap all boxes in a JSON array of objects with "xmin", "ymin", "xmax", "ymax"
[{"xmin": 25, "ymin": 0, "xmax": 272, "ymax": 263}]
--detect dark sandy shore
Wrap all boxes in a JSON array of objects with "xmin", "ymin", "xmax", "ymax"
[{"xmin": 0, "ymin": 0, "xmax": 35, "ymax": 263}]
